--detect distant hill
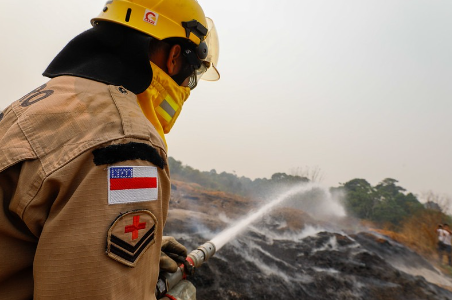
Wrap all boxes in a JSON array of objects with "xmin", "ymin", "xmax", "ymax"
[
  {"xmin": 168, "ymin": 157, "xmax": 451, "ymax": 230},
  {"xmin": 168, "ymin": 157, "xmax": 309, "ymax": 197}
]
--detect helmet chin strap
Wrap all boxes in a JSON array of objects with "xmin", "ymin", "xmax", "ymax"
[
  {"xmin": 170, "ymin": 45, "xmax": 203, "ymax": 89},
  {"xmin": 171, "ymin": 62, "xmax": 194, "ymax": 87}
]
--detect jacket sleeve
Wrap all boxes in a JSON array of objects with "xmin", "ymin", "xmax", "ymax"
[{"xmin": 23, "ymin": 140, "xmax": 170, "ymax": 300}]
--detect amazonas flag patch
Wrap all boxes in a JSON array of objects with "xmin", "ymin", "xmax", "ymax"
[{"xmin": 108, "ymin": 166, "xmax": 158, "ymax": 205}]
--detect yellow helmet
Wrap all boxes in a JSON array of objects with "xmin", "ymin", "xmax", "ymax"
[{"xmin": 92, "ymin": 0, "xmax": 219, "ymax": 83}]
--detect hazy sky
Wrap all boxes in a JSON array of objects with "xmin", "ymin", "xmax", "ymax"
[{"xmin": 1, "ymin": 1, "xmax": 451, "ymax": 198}]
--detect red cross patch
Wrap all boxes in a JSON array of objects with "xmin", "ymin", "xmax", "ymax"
[
  {"xmin": 106, "ymin": 210, "xmax": 157, "ymax": 267},
  {"xmin": 125, "ymin": 215, "xmax": 147, "ymax": 240}
]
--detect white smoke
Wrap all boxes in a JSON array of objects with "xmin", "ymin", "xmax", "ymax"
[
  {"xmin": 395, "ymin": 265, "xmax": 452, "ymax": 288},
  {"xmin": 297, "ymin": 225, "xmax": 330, "ymax": 240},
  {"xmin": 312, "ymin": 267, "xmax": 340, "ymax": 274},
  {"xmin": 248, "ymin": 224, "xmax": 342, "ymax": 244},
  {"xmin": 311, "ymin": 236, "xmax": 339, "ymax": 253},
  {"xmin": 277, "ymin": 183, "xmax": 347, "ymax": 219},
  {"xmin": 228, "ymin": 238, "xmax": 314, "ymax": 284}
]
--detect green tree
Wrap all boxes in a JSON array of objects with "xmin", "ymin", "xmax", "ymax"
[
  {"xmin": 372, "ymin": 198, "xmax": 408, "ymax": 226},
  {"xmin": 342, "ymin": 179, "xmax": 377, "ymax": 219},
  {"xmin": 375, "ymin": 178, "xmax": 406, "ymax": 199},
  {"xmin": 341, "ymin": 178, "xmax": 425, "ymax": 228}
]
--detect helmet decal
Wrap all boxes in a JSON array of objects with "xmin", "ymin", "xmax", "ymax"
[
  {"xmin": 144, "ymin": 9, "xmax": 159, "ymax": 25},
  {"xmin": 92, "ymin": 0, "xmax": 209, "ymax": 45}
]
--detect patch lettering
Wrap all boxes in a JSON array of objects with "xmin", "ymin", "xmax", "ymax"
[
  {"xmin": 107, "ymin": 210, "xmax": 157, "ymax": 267},
  {"xmin": 108, "ymin": 166, "xmax": 158, "ymax": 205}
]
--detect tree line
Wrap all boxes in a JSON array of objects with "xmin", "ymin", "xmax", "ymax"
[
  {"xmin": 168, "ymin": 157, "xmax": 450, "ymax": 228},
  {"xmin": 168, "ymin": 157, "xmax": 309, "ymax": 197}
]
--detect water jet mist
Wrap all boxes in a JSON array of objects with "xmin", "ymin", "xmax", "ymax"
[{"xmin": 211, "ymin": 184, "xmax": 324, "ymax": 250}]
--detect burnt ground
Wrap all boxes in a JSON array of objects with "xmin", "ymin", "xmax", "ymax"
[{"xmin": 163, "ymin": 181, "xmax": 452, "ymax": 300}]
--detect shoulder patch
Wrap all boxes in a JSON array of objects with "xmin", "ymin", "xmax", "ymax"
[
  {"xmin": 106, "ymin": 210, "xmax": 157, "ymax": 267},
  {"xmin": 93, "ymin": 142, "xmax": 166, "ymax": 169},
  {"xmin": 108, "ymin": 166, "xmax": 158, "ymax": 205}
]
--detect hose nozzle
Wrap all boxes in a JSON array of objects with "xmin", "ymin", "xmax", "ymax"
[
  {"xmin": 156, "ymin": 241, "xmax": 217, "ymax": 298},
  {"xmin": 186, "ymin": 241, "xmax": 216, "ymax": 268}
]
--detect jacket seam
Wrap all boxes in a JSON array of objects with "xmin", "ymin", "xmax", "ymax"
[
  {"xmin": 11, "ymin": 102, "xmax": 46, "ymax": 174},
  {"xmin": 20, "ymin": 135, "xmax": 166, "ymax": 220},
  {"xmin": 11, "ymin": 104, "xmax": 40, "ymax": 162}
]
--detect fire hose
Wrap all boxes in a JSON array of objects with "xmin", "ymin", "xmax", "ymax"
[{"xmin": 155, "ymin": 241, "xmax": 216, "ymax": 299}]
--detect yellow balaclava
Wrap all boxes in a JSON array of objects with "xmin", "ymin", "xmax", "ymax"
[{"xmin": 137, "ymin": 62, "xmax": 191, "ymax": 148}]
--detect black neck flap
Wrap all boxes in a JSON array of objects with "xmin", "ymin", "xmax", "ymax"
[{"xmin": 43, "ymin": 22, "xmax": 153, "ymax": 94}]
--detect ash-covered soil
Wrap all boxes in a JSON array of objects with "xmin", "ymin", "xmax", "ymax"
[{"xmin": 164, "ymin": 181, "xmax": 452, "ymax": 300}]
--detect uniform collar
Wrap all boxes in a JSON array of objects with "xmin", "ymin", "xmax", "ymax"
[{"xmin": 43, "ymin": 22, "xmax": 153, "ymax": 94}]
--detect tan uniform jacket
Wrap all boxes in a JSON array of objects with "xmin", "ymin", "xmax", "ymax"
[{"xmin": 0, "ymin": 76, "xmax": 170, "ymax": 299}]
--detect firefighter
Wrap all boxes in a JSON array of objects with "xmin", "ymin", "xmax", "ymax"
[{"xmin": 0, "ymin": 0, "xmax": 219, "ymax": 299}]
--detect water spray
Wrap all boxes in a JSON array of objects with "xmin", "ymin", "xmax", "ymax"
[
  {"xmin": 212, "ymin": 185, "xmax": 317, "ymax": 250},
  {"xmin": 156, "ymin": 184, "xmax": 323, "ymax": 298}
]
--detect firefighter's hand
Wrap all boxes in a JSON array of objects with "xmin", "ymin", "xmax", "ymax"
[
  {"xmin": 163, "ymin": 280, "xmax": 196, "ymax": 300},
  {"xmin": 160, "ymin": 236, "xmax": 187, "ymax": 273}
]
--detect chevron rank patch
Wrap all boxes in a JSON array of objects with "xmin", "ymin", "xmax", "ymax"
[{"xmin": 106, "ymin": 210, "xmax": 157, "ymax": 267}]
